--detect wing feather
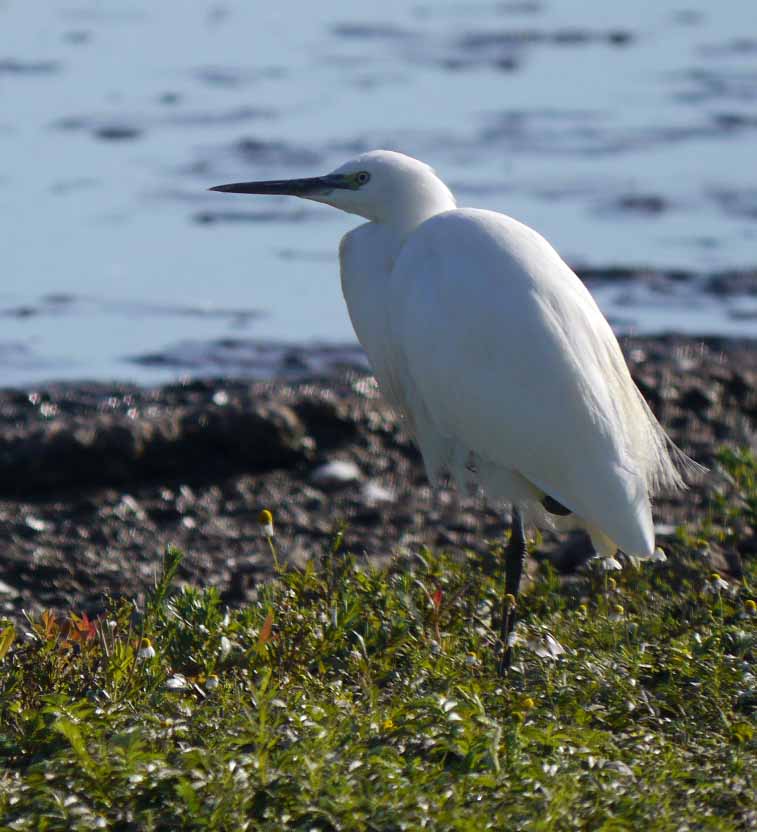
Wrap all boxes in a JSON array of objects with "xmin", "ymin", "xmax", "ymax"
[{"xmin": 389, "ymin": 208, "xmax": 680, "ymax": 555}]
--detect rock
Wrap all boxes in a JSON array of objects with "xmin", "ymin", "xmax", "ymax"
[
  {"xmin": 0, "ymin": 579, "xmax": 20, "ymax": 597},
  {"xmin": 361, "ymin": 481, "xmax": 395, "ymax": 504},
  {"xmin": 175, "ymin": 402, "xmax": 309, "ymax": 473},
  {"xmin": 310, "ymin": 460, "xmax": 363, "ymax": 488},
  {"xmin": 24, "ymin": 516, "xmax": 47, "ymax": 532},
  {"xmin": 0, "ymin": 401, "xmax": 309, "ymax": 496}
]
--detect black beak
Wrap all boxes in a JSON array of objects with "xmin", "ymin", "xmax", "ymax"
[{"xmin": 209, "ymin": 174, "xmax": 350, "ymax": 196}]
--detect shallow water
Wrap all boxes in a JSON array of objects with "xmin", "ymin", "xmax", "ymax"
[{"xmin": 2, "ymin": 0, "xmax": 756, "ymax": 385}]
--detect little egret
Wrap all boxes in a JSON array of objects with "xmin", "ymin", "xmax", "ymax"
[{"xmin": 211, "ymin": 150, "xmax": 696, "ymax": 670}]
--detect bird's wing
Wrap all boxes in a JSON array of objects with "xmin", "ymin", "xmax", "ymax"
[
  {"xmin": 340, "ymin": 222, "xmax": 461, "ymax": 483},
  {"xmin": 389, "ymin": 208, "xmax": 667, "ymax": 556},
  {"xmin": 340, "ymin": 222, "xmax": 410, "ymax": 411}
]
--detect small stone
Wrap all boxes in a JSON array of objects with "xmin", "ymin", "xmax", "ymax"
[
  {"xmin": 0, "ymin": 579, "xmax": 19, "ymax": 597},
  {"xmin": 310, "ymin": 460, "xmax": 362, "ymax": 488},
  {"xmin": 118, "ymin": 495, "xmax": 145, "ymax": 519},
  {"xmin": 25, "ymin": 516, "xmax": 47, "ymax": 532},
  {"xmin": 361, "ymin": 480, "xmax": 394, "ymax": 503}
]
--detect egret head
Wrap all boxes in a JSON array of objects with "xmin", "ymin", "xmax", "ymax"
[{"xmin": 210, "ymin": 149, "xmax": 456, "ymax": 228}]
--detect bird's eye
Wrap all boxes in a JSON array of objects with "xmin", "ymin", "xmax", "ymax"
[{"xmin": 355, "ymin": 171, "xmax": 371, "ymax": 186}]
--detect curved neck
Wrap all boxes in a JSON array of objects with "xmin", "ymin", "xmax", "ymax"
[{"xmin": 383, "ymin": 178, "xmax": 456, "ymax": 240}]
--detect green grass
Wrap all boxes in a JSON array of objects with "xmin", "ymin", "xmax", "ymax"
[{"xmin": 0, "ymin": 450, "xmax": 755, "ymax": 831}]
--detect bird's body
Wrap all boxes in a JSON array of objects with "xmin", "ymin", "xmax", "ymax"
[
  {"xmin": 211, "ymin": 149, "xmax": 695, "ymax": 665},
  {"xmin": 338, "ymin": 175, "xmax": 686, "ymax": 561}
]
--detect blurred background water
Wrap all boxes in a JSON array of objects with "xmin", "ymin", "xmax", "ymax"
[{"xmin": 1, "ymin": 0, "xmax": 756, "ymax": 386}]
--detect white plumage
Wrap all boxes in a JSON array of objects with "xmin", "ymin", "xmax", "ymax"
[{"xmin": 212, "ymin": 149, "xmax": 695, "ymax": 562}]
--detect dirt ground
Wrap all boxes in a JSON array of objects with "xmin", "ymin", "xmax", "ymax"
[{"xmin": 0, "ymin": 335, "xmax": 754, "ymax": 622}]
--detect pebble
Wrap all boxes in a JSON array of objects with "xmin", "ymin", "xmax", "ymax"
[
  {"xmin": 310, "ymin": 460, "xmax": 363, "ymax": 488},
  {"xmin": 361, "ymin": 481, "xmax": 395, "ymax": 504},
  {"xmin": 0, "ymin": 579, "xmax": 19, "ymax": 597}
]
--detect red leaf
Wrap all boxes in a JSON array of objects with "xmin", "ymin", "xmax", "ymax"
[
  {"xmin": 432, "ymin": 588, "xmax": 443, "ymax": 611},
  {"xmin": 258, "ymin": 610, "xmax": 274, "ymax": 647},
  {"xmin": 75, "ymin": 611, "xmax": 98, "ymax": 642},
  {"xmin": 41, "ymin": 610, "xmax": 58, "ymax": 641}
]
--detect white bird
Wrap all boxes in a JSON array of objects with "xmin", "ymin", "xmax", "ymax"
[{"xmin": 211, "ymin": 150, "xmax": 696, "ymax": 669}]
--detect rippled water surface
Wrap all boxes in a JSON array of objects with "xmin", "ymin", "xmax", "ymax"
[{"xmin": 2, "ymin": 0, "xmax": 756, "ymax": 384}]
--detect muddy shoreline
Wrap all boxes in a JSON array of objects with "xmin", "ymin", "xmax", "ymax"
[{"xmin": 0, "ymin": 335, "xmax": 754, "ymax": 622}]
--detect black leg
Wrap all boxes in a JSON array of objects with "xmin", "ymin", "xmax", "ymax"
[{"xmin": 498, "ymin": 508, "xmax": 526, "ymax": 674}]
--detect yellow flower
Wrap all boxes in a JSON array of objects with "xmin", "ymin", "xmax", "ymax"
[
  {"xmin": 520, "ymin": 696, "xmax": 535, "ymax": 710},
  {"xmin": 609, "ymin": 603, "xmax": 624, "ymax": 622},
  {"xmin": 578, "ymin": 603, "xmax": 588, "ymax": 616},
  {"xmin": 707, "ymin": 573, "xmax": 729, "ymax": 593},
  {"xmin": 382, "ymin": 718, "xmax": 395, "ymax": 731},
  {"xmin": 744, "ymin": 599, "xmax": 756, "ymax": 616},
  {"xmin": 258, "ymin": 509, "xmax": 274, "ymax": 537}
]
